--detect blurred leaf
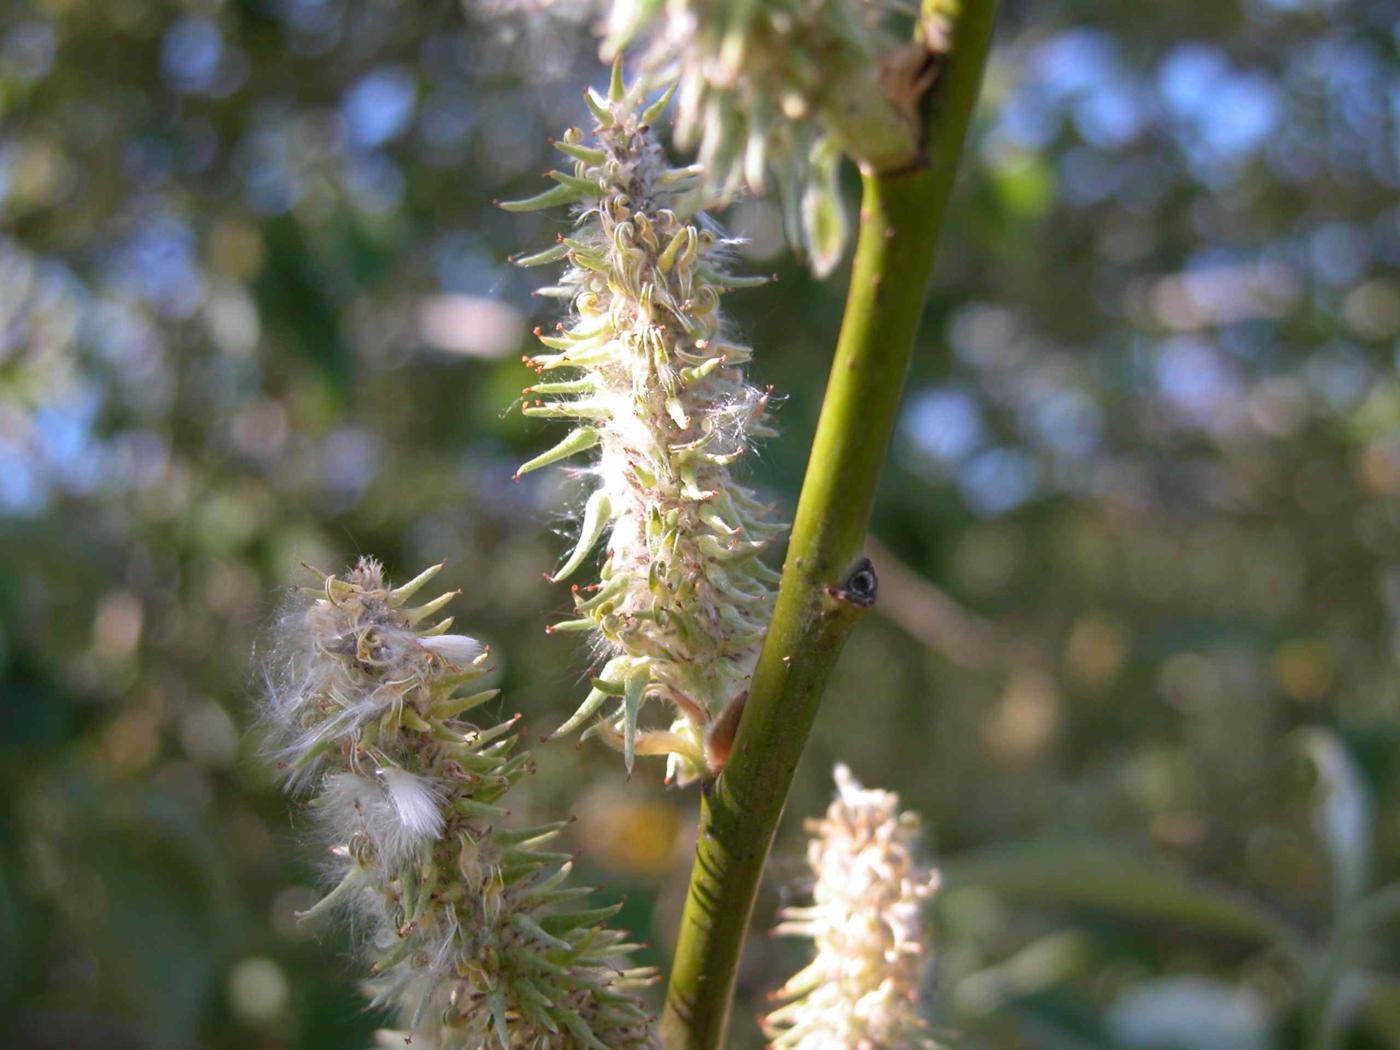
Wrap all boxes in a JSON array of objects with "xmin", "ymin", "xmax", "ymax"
[
  {"xmin": 1108, "ymin": 976, "xmax": 1271, "ymax": 1050},
  {"xmin": 954, "ymin": 930, "xmax": 1094, "ymax": 1017},
  {"xmin": 1000, "ymin": 987, "xmax": 1116, "ymax": 1048},
  {"xmin": 1297, "ymin": 728, "xmax": 1373, "ymax": 915},
  {"xmin": 0, "ymin": 857, "xmax": 15, "ymax": 1012},
  {"xmin": 941, "ymin": 838, "xmax": 1300, "ymax": 949},
  {"xmin": 991, "ymin": 153, "xmax": 1055, "ymax": 220},
  {"xmin": 0, "ymin": 664, "xmax": 75, "ymax": 753},
  {"xmin": 1360, "ymin": 975, "xmax": 1400, "ymax": 1045},
  {"xmin": 66, "ymin": 774, "xmax": 237, "ymax": 1047},
  {"xmin": 255, "ymin": 216, "xmax": 355, "ymax": 395}
]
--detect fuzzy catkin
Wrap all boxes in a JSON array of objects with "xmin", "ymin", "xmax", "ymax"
[
  {"xmin": 505, "ymin": 67, "xmax": 783, "ymax": 787},
  {"xmin": 764, "ymin": 764, "xmax": 941, "ymax": 1049},
  {"xmin": 261, "ymin": 558, "xmax": 658, "ymax": 1049},
  {"xmin": 604, "ymin": 0, "xmax": 932, "ymax": 275}
]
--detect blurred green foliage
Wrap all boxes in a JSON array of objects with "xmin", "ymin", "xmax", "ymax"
[{"xmin": 1, "ymin": 0, "xmax": 1398, "ymax": 1047}]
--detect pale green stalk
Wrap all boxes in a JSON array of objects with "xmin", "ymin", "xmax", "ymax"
[{"xmin": 659, "ymin": 3, "xmax": 999, "ymax": 1046}]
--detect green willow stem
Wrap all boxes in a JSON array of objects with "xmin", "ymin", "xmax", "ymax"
[{"xmin": 659, "ymin": 3, "xmax": 999, "ymax": 1047}]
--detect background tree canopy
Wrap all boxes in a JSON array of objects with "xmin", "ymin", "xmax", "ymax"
[{"xmin": 2, "ymin": 0, "xmax": 1398, "ymax": 1046}]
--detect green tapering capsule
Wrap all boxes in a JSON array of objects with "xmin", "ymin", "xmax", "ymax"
[
  {"xmin": 621, "ymin": 667, "xmax": 648, "ymax": 774},
  {"xmin": 583, "ymin": 87, "xmax": 612, "ymax": 125},
  {"xmin": 553, "ymin": 138, "xmax": 608, "ymax": 164},
  {"xmin": 540, "ymin": 903, "xmax": 624, "ymax": 935},
  {"xmin": 498, "ymin": 182, "xmax": 585, "ymax": 212},
  {"xmin": 517, "ymin": 427, "xmax": 600, "ymax": 478},
  {"xmin": 389, "ymin": 560, "xmax": 445, "ymax": 604},
  {"xmin": 547, "ymin": 617, "xmax": 594, "ymax": 634},
  {"xmin": 608, "ymin": 56, "xmax": 626, "ymax": 102},
  {"xmin": 552, "ymin": 487, "xmax": 611, "ymax": 582},
  {"xmin": 526, "ymin": 377, "xmax": 597, "ymax": 396},
  {"xmin": 405, "ymin": 589, "xmax": 456, "ymax": 625},
  {"xmin": 548, "ymin": 169, "xmax": 604, "ymax": 195},
  {"xmin": 513, "ymin": 241, "xmax": 572, "ymax": 267},
  {"xmin": 521, "ymin": 401, "xmax": 611, "ymax": 421},
  {"xmin": 640, "ymin": 82, "xmax": 678, "ymax": 126},
  {"xmin": 552, "ymin": 686, "xmax": 612, "ymax": 739}
]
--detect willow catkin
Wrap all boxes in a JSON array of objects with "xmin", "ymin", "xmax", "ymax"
[
  {"xmin": 764, "ymin": 764, "xmax": 941, "ymax": 1049},
  {"xmin": 505, "ymin": 66, "xmax": 783, "ymax": 786},
  {"xmin": 260, "ymin": 558, "xmax": 658, "ymax": 1048},
  {"xmin": 604, "ymin": 0, "xmax": 940, "ymax": 274}
]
